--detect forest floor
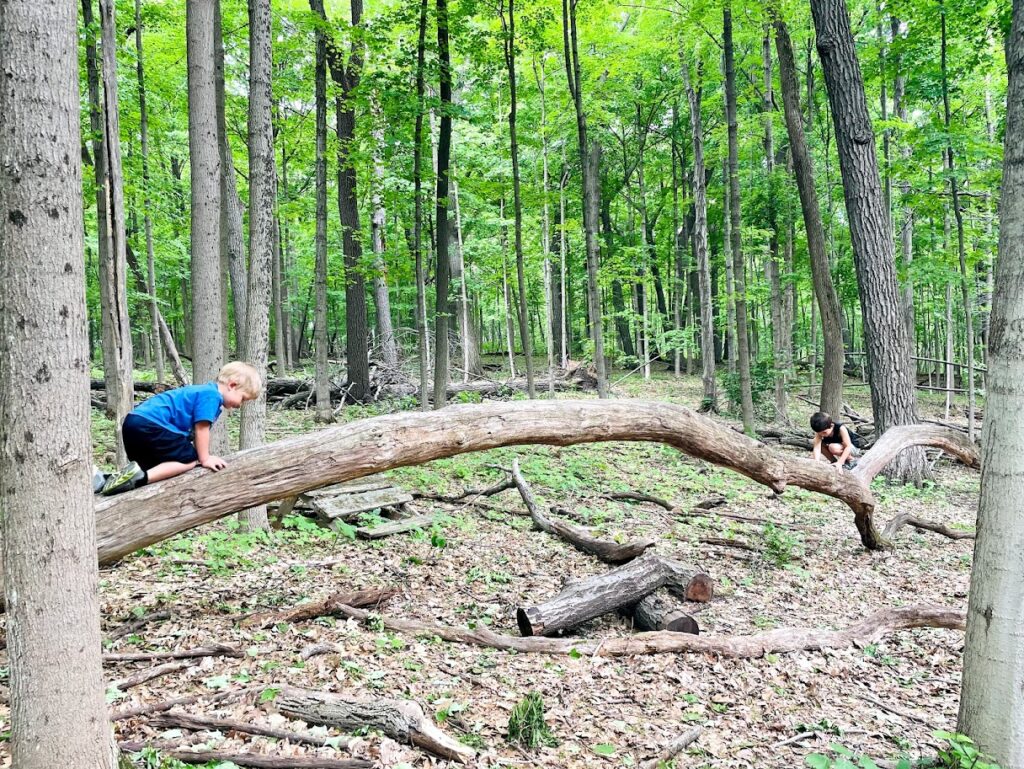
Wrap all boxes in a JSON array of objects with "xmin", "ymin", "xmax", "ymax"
[{"xmin": 0, "ymin": 364, "xmax": 981, "ymax": 769}]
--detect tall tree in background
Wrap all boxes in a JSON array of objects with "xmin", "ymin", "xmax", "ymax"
[
  {"xmin": 187, "ymin": 0, "xmax": 225, "ymax": 391},
  {"xmin": 310, "ymin": 0, "xmax": 332, "ymax": 422},
  {"xmin": 215, "ymin": 0, "xmax": 247, "ymax": 350},
  {"xmin": 434, "ymin": 0, "xmax": 454, "ymax": 407},
  {"xmin": 563, "ymin": 0, "xmax": 608, "ymax": 398},
  {"xmin": 724, "ymin": 4, "xmax": 755, "ymax": 432},
  {"xmin": 810, "ymin": 0, "xmax": 923, "ymax": 481},
  {"xmin": 324, "ymin": 0, "xmax": 370, "ymax": 403},
  {"xmin": 501, "ymin": 0, "xmax": 536, "ymax": 398},
  {"xmin": 238, "ymin": 0, "xmax": 274, "ymax": 531},
  {"xmin": 84, "ymin": 0, "xmax": 134, "ymax": 464},
  {"xmin": 774, "ymin": 15, "xmax": 844, "ymax": 418},
  {"xmin": 371, "ymin": 100, "xmax": 399, "ymax": 371},
  {"xmin": 0, "ymin": 1, "xmax": 116, "ymax": 764},
  {"xmin": 413, "ymin": 0, "xmax": 430, "ymax": 411},
  {"xmin": 682, "ymin": 59, "xmax": 716, "ymax": 412},
  {"xmin": 958, "ymin": 2, "xmax": 1024, "ymax": 760}
]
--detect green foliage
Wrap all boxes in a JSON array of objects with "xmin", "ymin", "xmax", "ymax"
[
  {"xmin": 721, "ymin": 357, "xmax": 778, "ymax": 417},
  {"xmin": 506, "ymin": 692, "xmax": 557, "ymax": 748},
  {"xmin": 805, "ymin": 732, "xmax": 1003, "ymax": 769},
  {"xmin": 761, "ymin": 523, "xmax": 800, "ymax": 567}
]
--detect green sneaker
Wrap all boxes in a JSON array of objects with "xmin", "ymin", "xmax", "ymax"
[{"xmin": 101, "ymin": 461, "xmax": 144, "ymax": 496}]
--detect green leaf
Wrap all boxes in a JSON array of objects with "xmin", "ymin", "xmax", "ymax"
[
  {"xmin": 258, "ymin": 687, "xmax": 280, "ymax": 703},
  {"xmin": 592, "ymin": 743, "xmax": 616, "ymax": 756},
  {"xmin": 805, "ymin": 755, "xmax": 831, "ymax": 769},
  {"xmin": 568, "ymin": 648, "xmax": 582, "ymax": 660}
]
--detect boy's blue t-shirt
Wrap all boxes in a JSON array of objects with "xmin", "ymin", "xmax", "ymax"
[{"xmin": 131, "ymin": 382, "xmax": 224, "ymax": 436}]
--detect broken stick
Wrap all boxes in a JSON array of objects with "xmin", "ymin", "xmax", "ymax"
[{"xmin": 241, "ymin": 587, "xmax": 398, "ymax": 629}]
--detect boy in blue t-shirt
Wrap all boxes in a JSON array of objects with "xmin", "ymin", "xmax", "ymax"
[{"xmin": 100, "ymin": 361, "xmax": 262, "ymax": 495}]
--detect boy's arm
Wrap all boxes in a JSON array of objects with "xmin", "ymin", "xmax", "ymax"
[
  {"xmin": 194, "ymin": 421, "xmax": 226, "ymax": 471},
  {"xmin": 811, "ymin": 433, "xmax": 822, "ymax": 461},
  {"xmin": 837, "ymin": 425, "xmax": 853, "ymax": 465}
]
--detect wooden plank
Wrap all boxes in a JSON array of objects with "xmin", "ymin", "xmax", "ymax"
[
  {"xmin": 309, "ymin": 488, "xmax": 414, "ymax": 522},
  {"xmin": 302, "ymin": 478, "xmax": 393, "ymax": 498},
  {"xmin": 355, "ymin": 514, "xmax": 437, "ymax": 540}
]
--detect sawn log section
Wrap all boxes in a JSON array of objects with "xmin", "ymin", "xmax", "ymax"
[{"xmin": 88, "ymin": 400, "xmax": 978, "ymax": 560}]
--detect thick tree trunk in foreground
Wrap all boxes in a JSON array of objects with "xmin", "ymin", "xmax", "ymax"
[
  {"xmin": 774, "ymin": 17, "xmax": 844, "ymax": 418},
  {"xmin": 0, "ymin": 2, "xmax": 116, "ymax": 764},
  {"xmin": 810, "ymin": 0, "xmax": 924, "ymax": 482},
  {"xmin": 958, "ymin": 3, "xmax": 1024, "ymax": 763},
  {"xmin": 187, "ymin": 0, "xmax": 225, "ymax": 387},
  {"xmin": 516, "ymin": 552, "xmax": 712, "ymax": 637},
  {"xmin": 238, "ymin": 0, "xmax": 274, "ymax": 531},
  {"xmin": 74, "ymin": 402, "xmax": 979, "ymax": 573}
]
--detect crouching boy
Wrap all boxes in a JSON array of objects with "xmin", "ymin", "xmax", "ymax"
[
  {"xmin": 101, "ymin": 362, "xmax": 262, "ymax": 495},
  {"xmin": 809, "ymin": 411, "xmax": 863, "ymax": 470}
]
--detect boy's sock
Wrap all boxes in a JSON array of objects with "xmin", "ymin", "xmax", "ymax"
[{"xmin": 138, "ymin": 470, "xmax": 149, "ymax": 487}]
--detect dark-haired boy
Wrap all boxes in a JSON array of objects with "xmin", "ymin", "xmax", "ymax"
[{"xmin": 809, "ymin": 411, "xmax": 861, "ymax": 470}]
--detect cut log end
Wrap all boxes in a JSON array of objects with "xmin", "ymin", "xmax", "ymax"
[
  {"xmin": 683, "ymin": 573, "xmax": 714, "ymax": 603},
  {"xmin": 516, "ymin": 607, "xmax": 540, "ymax": 637}
]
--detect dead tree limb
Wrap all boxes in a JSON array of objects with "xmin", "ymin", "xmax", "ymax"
[
  {"xmin": 334, "ymin": 603, "xmax": 964, "ymax": 658},
  {"xmin": 109, "ymin": 608, "xmax": 171, "ymax": 640},
  {"xmin": 110, "ymin": 660, "xmax": 192, "ymax": 691},
  {"xmin": 149, "ymin": 711, "xmax": 352, "ymax": 750},
  {"xmin": 117, "ymin": 742, "xmax": 370, "ymax": 769},
  {"xmin": 881, "ymin": 513, "xmax": 975, "ymax": 542},
  {"xmin": 241, "ymin": 587, "xmax": 399, "ymax": 629},
  {"xmin": 276, "ymin": 686, "xmax": 475, "ymax": 764},
  {"xmin": 632, "ymin": 592, "xmax": 700, "ymax": 633},
  {"xmin": 103, "ymin": 644, "xmax": 243, "ymax": 663},
  {"xmin": 510, "ymin": 459, "xmax": 655, "ymax": 563},
  {"xmin": 413, "ymin": 476, "xmax": 516, "ymax": 503},
  {"xmin": 67, "ymin": 402, "xmax": 977, "ymax": 576},
  {"xmin": 110, "ymin": 687, "xmax": 254, "ymax": 721},
  {"xmin": 640, "ymin": 726, "xmax": 703, "ymax": 769},
  {"xmin": 515, "ymin": 552, "xmax": 712, "ymax": 637}
]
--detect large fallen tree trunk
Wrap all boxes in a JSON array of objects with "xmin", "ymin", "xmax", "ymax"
[
  {"xmin": 516, "ymin": 552, "xmax": 712, "ymax": 637},
  {"xmin": 74, "ymin": 401, "xmax": 977, "ymax": 571}
]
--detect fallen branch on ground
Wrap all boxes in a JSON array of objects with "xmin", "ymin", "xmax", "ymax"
[
  {"xmin": 881, "ymin": 513, "xmax": 975, "ymax": 542},
  {"xmin": 510, "ymin": 458, "xmax": 655, "ymax": 564},
  {"xmin": 277, "ymin": 686, "xmax": 475, "ymax": 764},
  {"xmin": 149, "ymin": 711, "xmax": 353, "ymax": 749},
  {"xmin": 640, "ymin": 726, "xmax": 703, "ymax": 769},
  {"xmin": 110, "ymin": 687, "xmax": 254, "ymax": 721},
  {"xmin": 109, "ymin": 608, "xmax": 171, "ymax": 640},
  {"xmin": 241, "ymin": 587, "xmax": 399, "ymax": 629},
  {"xmin": 117, "ymin": 742, "xmax": 370, "ymax": 769},
  {"xmin": 110, "ymin": 660, "xmax": 193, "ymax": 691},
  {"xmin": 333, "ymin": 603, "xmax": 965, "ymax": 658},
  {"xmin": 103, "ymin": 643, "xmax": 243, "ymax": 663}
]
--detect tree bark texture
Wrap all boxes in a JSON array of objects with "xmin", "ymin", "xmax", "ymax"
[
  {"xmin": 433, "ymin": 0, "xmax": 454, "ymax": 407},
  {"xmin": 238, "ymin": 0, "xmax": 275, "ymax": 530},
  {"xmin": 632, "ymin": 592, "xmax": 699, "ymax": 634},
  {"xmin": 187, "ymin": 0, "xmax": 225, "ymax": 386},
  {"xmin": 958, "ymin": 3, "xmax": 1024, "ymax": 762},
  {"xmin": 0, "ymin": 2, "xmax": 116, "ymax": 764},
  {"xmin": 774, "ymin": 17, "xmax": 844, "ymax": 418},
  {"xmin": 310, "ymin": 0, "xmax": 332, "ymax": 422},
  {"xmin": 412, "ymin": 0, "xmax": 430, "ymax": 411},
  {"xmin": 809, "ymin": 0, "xmax": 923, "ymax": 481},
  {"xmin": 724, "ymin": 6, "xmax": 755, "ymax": 432},
  {"xmin": 370, "ymin": 105, "xmax": 399, "ymax": 371}
]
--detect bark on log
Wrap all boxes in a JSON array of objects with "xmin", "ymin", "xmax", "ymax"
[
  {"xmin": 881, "ymin": 513, "xmax": 975, "ymax": 542},
  {"xmin": 511, "ymin": 458, "xmax": 655, "ymax": 563},
  {"xmin": 335, "ymin": 602, "xmax": 964, "ymax": 658},
  {"xmin": 632, "ymin": 592, "xmax": 699, "ymax": 634},
  {"xmin": 110, "ymin": 687, "xmax": 253, "ymax": 721},
  {"xmin": 241, "ymin": 587, "xmax": 399, "ymax": 629},
  {"xmin": 515, "ymin": 552, "xmax": 712, "ymax": 637},
  {"xmin": 148, "ymin": 711, "xmax": 351, "ymax": 749},
  {"xmin": 117, "ymin": 743, "xmax": 369, "ymax": 769},
  {"xmin": 62, "ymin": 401, "xmax": 976, "ymax": 580},
  {"xmin": 276, "ymin": 686, "xmax": 475, "ymax": 764}
]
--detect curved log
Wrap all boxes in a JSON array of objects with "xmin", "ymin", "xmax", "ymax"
[
  {"xmin": 881, "ymin": 512, "xmax": 975, "ymax": 542},
  {"xmin": 76, "ymin": 401, "xmax": 978, "ymax": 565}
]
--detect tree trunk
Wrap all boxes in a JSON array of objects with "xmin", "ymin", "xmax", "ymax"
[
  {"xmin": 563, "ymin": 0, "xmax": 608, "ymax": 397},
  {"xmin": 774, "ymin": 16, "xmax": 844, "ymax": 417},
  {"xmin": 683, "ymin": 62, "xmax": 717, "ymax": 411},
  {"xmin": 451, "ymin": 178, "xmax": 481, "ymax": 379},
  {"xmin": 0, "ymin": 1, "xmax": 116, "ymax": 762},
  {"xmin": 892, "ymin": 15, "xmax": 915, "ymax": 358},
  {"xmin": 433, "ymin": 0, "xmax": 454, "ymax": 407},
  {"xmin": 187, "ymin": 0, "xmax": 225, "ymax": 392},
  {"xmin": 958, "ymin": 4, "xmax": 1024, "ymax": 759},
  {"xmin": 502, "ymin": 0, "xmax": 535, "ymax": 397},
  {"xmin": 413, "ymin": 0, "xmax": 430, "ymax": 411},
  {"xmin": 237, "ymin": 0, "xmax": 274, "ymax": 531},
  {"xmin": 724, "ymin": 6, "xmax": 755, "ymax": 432},
  {"xmin": 535, "ymin": 58, "xmax": 556, "ymax": 393},
  {"xmin": 370, "ymin": 104, "xmax": 399, "ymax": 372},
  {"xmin": 214, "ymin": 0, "xmax": 247, "ymax": 352},
  {"xmin": 135, "ymin": 0, "xmax": 163, "ymax": 384},
  {"xmin": 309, "ymin": 0, "xmax": 332, "ymax": 422},
  {"xmin": 810, "ymin": 0, "xmax": 924, "ymax": 482}
]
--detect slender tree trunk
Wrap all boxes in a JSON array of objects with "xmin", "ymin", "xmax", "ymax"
[
  {"xmin": 563, "ymin": 0, "xmax": 608, "ymax": 397},
  {"xmin": 188, "ymin": 0, "xmax": 226, "ymax": 400},
  {"xmin": 370, "ymin": 101, "xmax": 399, "ymax": 372},
  {"xmin": 535, "ymin": 57, "xmax": 556, "ymax": 393},
  {"xmin": 502, "ymin": 0, "xmax": 535, "ymax": 397},
  {"xmin": 940, "ymin": 0, "xmax": 975, "ymax": 442},
  {"xmin": 724, "ymin": 6, "xmax": 755, "ymax": 431},
  {"xmin": 135, "ymin": 0, "xmax": 163, "ymax": 384},
  {"xmin": 501, "ymin": 198, "xmax": 519, "ymax": 376},
  {"xmin": 451, "ymin": 177, "xmax": 481, "ymax": 379},
  {"xmin": 310, "ymin": 0, "xmax": 332, "ymax": 422},
  {"xmin": 672, "ymin": 110, "xmax": 684, "ymax": 377},
  {"xmin": 214, "ymin": 0, "xmax": 247, "ymax": 351},
  {"xmin": 237, "ymin": 0, "xmax": 274, "ymax": 531},
  {"xmin": 892, "ymin": 15, "xmax": 915, "ymax": 356},
  {"xmin": 559, "ymin": 160, "xmax": 570, "ymax": 367},
  {"xmin": 433, "ymin": 0, "xmax": 454, "ymax": 406},
  {"xmin": 722, "ymin": 155, "xmax": 737, "ymax": 376},
  {"xmin": 774, "ymin": 16, "xmax": 844, "ymax": 417},
  {"xmin": 412, "ymin": 0, "xmax": 430, "ymax": 411},
  {"xmin": 0, "ymin": 2, "xmax": 117, "ymax": 763},
  {"xmin": 810, "ymin": 0, "xmax": 923, "ymax": 481},
  {"xmin": 683, "ymin": 62, "xmax": 717, "ymax": 411},
  {"xmin": 958, "ymin": 3, "xmax": 1024, "ymax": 759}
]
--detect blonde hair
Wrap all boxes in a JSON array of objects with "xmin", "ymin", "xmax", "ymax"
[{"xmin": 218, "ymin": 361, "xmax": 262, "ymax": 398}]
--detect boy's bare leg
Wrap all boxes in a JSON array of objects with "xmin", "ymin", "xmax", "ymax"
[
  {"xmin": 826, "ymin": 444, "xmax": 843, "ymax": 463},
  {"xmin": 146, "ymin": 460, "xmax": 199, "ymax": 484}
]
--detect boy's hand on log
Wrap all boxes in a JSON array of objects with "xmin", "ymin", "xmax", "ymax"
[{"xmin": 202, "ymin": 455, "xmax": 227, "ymax": 472}]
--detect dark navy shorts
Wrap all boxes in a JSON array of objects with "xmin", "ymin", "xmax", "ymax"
[{"xmin": 122, "ymin": 413, "xmax": 198, "ymax": 471}]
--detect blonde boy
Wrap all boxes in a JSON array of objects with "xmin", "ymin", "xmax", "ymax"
[{"xmin": 101, "ymin": 362, "xmax": 261, "ymax": 495}]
